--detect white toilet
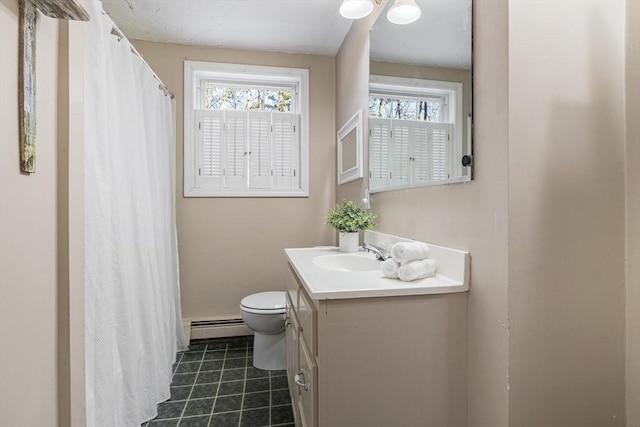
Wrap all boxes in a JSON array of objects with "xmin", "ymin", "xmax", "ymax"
[{"xmin": 240, "ymin": 291, "xmax": 286, "ymax": 371}]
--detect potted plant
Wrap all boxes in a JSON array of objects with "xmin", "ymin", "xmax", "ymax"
[{"xmin": 325, "ymin": 199, "xmax": 377, "ymax": 252}]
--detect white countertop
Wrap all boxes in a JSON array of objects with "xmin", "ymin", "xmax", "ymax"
[{"xmin": 285, "ymin": 246, "xmax": 469, "ymax": 300}]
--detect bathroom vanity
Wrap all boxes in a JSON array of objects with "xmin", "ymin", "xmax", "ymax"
[{"xmin": 284, "ymin": 233, "xmax": 470, "ymax": 427}]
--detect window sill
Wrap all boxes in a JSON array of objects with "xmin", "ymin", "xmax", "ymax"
[
  {"xmin": 184, "ymin": 187, "xmax": 309, "ymax": 198},
  {"xmin": 369, "ymin": 175, "xmax": 471, "ymax": 194}
]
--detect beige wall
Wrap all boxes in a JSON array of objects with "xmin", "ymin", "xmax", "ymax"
[
  {"xmin": 626, "ymin": 0, "xmax": 640, "ymax": 425},
  {"xmin": 508, "ymin": 2, "xmax": 627, "ymax": 426},
  {"xmin": 132, "ymin": 41, "xmax": 336, "ymax": 320},
  {"xmin": 56, "ymin": 19, "xmax": 86, "ymax": 427},
  {"xmin": 0, "ymin": 1, "xmax": 60, "ymax": 425},
  {"xmin": 369, "ymin": 61, "xmax": 471, "ymax": 93}
]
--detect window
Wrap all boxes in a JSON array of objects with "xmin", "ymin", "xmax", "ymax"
[
  {"xmin": 184, "ymin": 61, "xmax": 309, "ymax": 197},
  {"xmin": 369, "ymin": 96, "xmax": 444, "ymax": 122},
  {"xmin": 368, "ymin": 75, "xmax": 463, "ymax": 192}
]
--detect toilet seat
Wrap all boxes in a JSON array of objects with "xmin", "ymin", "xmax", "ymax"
[{"xmin": 240, "ymin": 291, "xmax": 286, "ymax": 315}]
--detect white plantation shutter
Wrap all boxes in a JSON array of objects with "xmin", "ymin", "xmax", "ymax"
[
  {"xmin": 368, "ymin": 119, "xmax": 455, "ymax": 190},
  {"xmin": 410, "ymin": 122, "xmax": 430, "ymax": 185},
  {"xmin": 429, "ymin": 123, "xmax": 452, "ymax": 180},
  {"xmin": 272, "ymin": 113, "xmax": 299, "ymax": 190},
  {"xmin": 390, "ymin": 120, "xmax": 410, "ymax": 188},
  {"xmin": 369, "ymin": 118, "xmax": 390, "ymax": 191},
  {"xmin": 196, "ymin": 109, "xmax": 224, "ymax": 189},
  {"xmin": 193, "ymin": 110, "xmax": 301, "ymax": 193},
  {"xmin": 225, "ymin": 111, "xmax": 247, "ymax": 188},
  {"xmin": 248, "ymin": 111, "xmax": 271, "ymax": 189}
]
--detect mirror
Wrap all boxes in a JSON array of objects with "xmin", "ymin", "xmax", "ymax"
[
  {"xmin": 338, "ymin": 110, "xmax": 364, "ymax": 185},
  {"xmin": 368, "ymin": 0, "xmax": 473, "ymax": 192}
]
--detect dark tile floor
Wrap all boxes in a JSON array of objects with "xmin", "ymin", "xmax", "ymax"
[{"xmin": 142, "ymin": 336, "xmax": 294, "ymax": 427}]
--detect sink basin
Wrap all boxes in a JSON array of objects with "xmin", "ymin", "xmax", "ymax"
[{"xmin": 312, "ymin": 253, "xmax": 381, "ymax": 272}]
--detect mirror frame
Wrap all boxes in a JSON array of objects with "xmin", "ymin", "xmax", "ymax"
[{"xmin": 337, "ymin": 109, "xmax": 364, "ymax": 185}]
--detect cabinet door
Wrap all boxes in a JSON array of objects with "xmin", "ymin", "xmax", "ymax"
[
  {"xmin": 286, "ymin": 264, "xmax": 300, "ymax": 313},
  {"xmin": 298, "ymin": 288, "xmax": 317, "ymax": 356},
  {"xmin": 285, "ymin": 294, "xmax": 299, "ymax": 404},
  {"xmin": 297, "ymin": 338, "xmax": 317, "ymax": 427}
]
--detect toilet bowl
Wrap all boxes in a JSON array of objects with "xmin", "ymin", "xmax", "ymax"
[{"xmin": 240, "ymin": 291, "xmax": 286, "ymax": 370}]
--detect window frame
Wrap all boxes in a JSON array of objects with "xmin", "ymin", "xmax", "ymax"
[
  {"xmin": 369, "ymin": 75, "xmax": 463, "ymax": 126},
  {"xmin": 184, "ymin": 60, "xmax": 309, "ymax": 197},
  {"xmin": 368, "ymin": 75, "xmax": 465, "ymax": 192}
]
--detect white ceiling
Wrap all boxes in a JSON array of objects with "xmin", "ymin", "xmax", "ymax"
[
  {"xmin": 370, "ymin": 0, "xmax": 472, "ymax": 69},
  {"xmin": 101, "ymin": 0, "xmax": 472, "ymax": 68},
  {"xmin": 101, "ymin": 0, "xmax": 353, "ymax": 56}
]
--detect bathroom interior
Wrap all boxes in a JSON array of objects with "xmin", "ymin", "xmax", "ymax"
[{"xmin": 0, "ymin": 0, "xmax": 639, "ymax": 426}]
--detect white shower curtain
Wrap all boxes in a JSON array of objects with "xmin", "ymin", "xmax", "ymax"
[{"xmin": 84, "ymin": 1, "xmax": 187, "ymax": 425}]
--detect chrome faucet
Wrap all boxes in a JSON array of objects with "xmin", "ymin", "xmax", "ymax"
[{"xmin": 362, "ymin": 243, "xmax": 389, "ymax": 261}]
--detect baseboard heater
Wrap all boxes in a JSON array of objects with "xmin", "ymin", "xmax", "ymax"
[{"xmin": 190, "ymin": 317, "xmax": 252, "ymax": 340}]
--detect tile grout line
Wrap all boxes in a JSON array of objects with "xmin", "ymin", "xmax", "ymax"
[
  {"xmin": 166, "ymin": 385, "xmax": 287, "ymax": 402},
  {"xmin": 237, "ymin": 341, "xmax": 250, "ymax": 427},
  {"xmin": 269, "ymin": 371, "xmax": 273, "ymax": 427},
  {"xmin": 206, "ymin": 343, "xmax": 229, "ymax": 427},
  {"xmin": 145, "ymin": 402, "xmax": 294, "ymax": 423},
  {"xmin": 176, "ymin": 347, "xmax": 207, "ymax": 426},
  {"xmin": 172, "ymin": 352, "xmax": 183, "ymax": 376}
]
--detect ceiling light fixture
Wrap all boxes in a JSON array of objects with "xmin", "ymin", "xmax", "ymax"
[
  {"xmin": 339, "ymin": 0, "xmax": 375, "ymax": 20},
  {"xmin": 339, "ymin": 0, "xmax": 421, "ymax": 26},
  {"xmin": 386, "ymin": 0, "xmax": 421, "ymax": 25}
]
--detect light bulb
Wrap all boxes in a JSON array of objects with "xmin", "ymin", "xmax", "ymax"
[
  {"xmin": 339, "ymin": 0, "xmax": 374, "ymax": 20},
  {"xmin": 386, "ymin": 0, "xmax": 421, "ymax": 25}
]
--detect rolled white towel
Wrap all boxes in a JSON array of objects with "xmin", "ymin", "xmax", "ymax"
[
  {"xmin": 381, "ymin": 258, "xmax": 400, "ymax": 279},
  {"xmin": 397, "ymin": 259, "xmax": 437, "ymax": 282},
  {"xmin": 391, "ymin": 241, "xmax": 430, "ymax": 264}
]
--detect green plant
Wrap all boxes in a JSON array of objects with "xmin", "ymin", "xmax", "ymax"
[{"xmin": 325, "ymin": 200, "xmax": 376, "ymax": 233}]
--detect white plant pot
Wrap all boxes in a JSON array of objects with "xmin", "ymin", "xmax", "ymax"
[{"xmin": 338, "ymin": 232, "xmax": 359, "ymax": 253}]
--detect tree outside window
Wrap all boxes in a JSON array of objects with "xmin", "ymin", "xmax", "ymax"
[
  {"xmin": 369, "ymin": 96, "xmax": 443, "ymax": 122},
  {"xmin": 204, "ymin": 86, "xmax": 292, "ymax": 112}
]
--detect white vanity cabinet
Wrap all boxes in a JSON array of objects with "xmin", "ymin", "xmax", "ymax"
[
  {"xmin": 285, "ymin": 259, "xmax": 469, "ymax": 427},
  {"xmin": 286, "ymin": 265, "xmax": 317, "ymax": 427}
]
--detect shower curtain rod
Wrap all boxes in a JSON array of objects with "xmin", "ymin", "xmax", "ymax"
[{"xmin": 107, "ymin": 16, "xmax": 175, "ymax": 99}]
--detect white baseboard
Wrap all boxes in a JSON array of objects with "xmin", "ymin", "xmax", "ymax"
[
  {"xmin": 189, "ymin": 316, "xmax": 253, "ymax": 340},
  {"xmin": 190, "ymin": 324, "xmax": 253, "ymax": 340}
]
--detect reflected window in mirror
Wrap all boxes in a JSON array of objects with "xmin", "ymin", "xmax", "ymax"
[{"xmin": 368, "ymin": 76, "xmax": 465, "ymax": 191}]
